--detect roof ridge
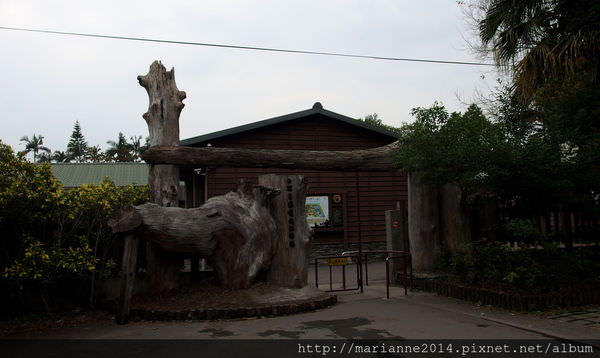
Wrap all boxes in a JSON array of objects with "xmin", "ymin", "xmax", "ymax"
[{"xmin": 180, "ymin": 103, "xmax": 398, "ymax": 146}]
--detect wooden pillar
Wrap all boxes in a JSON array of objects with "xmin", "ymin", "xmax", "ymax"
[
  {"xmin": 407, "ymin": 172, "xmax": 441, "ymax": 273},
  {"xmin": 116, "ymin": 234, "xmax": 138, "ymax": 324},
  {"xmin": 258, "ymin": 174, "xmax": 311, "ymax": 288},
  {"xmin": 439, "ymin": 183, "xmax": 473, "ymax": 251},
  {"xmin": 386, "ymin": 200, "xmax": 409, "ymax": 280},
  {"xmin": 138, "ymin": 60, "xmax": 187, "ymax": 293}
]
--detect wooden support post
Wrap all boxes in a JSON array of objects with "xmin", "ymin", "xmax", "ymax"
[
  {"xmin": 138, "ymin": 60, "xmax": 187, "ymax": 293},
  {"xmin": 407, "ymin": 172, "xmax": 441, "ymax": 273},
  {"xmin": 259, "ymin": 174, "xmax": 311, "ymax": 288},
  {"xmin": 386, "ymin": 200, "xmax": 409, "ymax": 280},
  {"xmin": 439, "ymin": 183, "xmax": 473, "ymax": 251},
  {"xmin": 116, "ymin": 234, "xmax": 138, "ymax": 324}
]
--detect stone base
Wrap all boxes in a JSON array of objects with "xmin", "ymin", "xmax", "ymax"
[{"xmin": 126, "ymin": 284, "xmax": 337, "ymax": 321}]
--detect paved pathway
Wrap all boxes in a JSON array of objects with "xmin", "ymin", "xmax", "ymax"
[
  {"xmin": 3, "ymin": 261, "xmax": 599, "ymax": 357},
  {"xmin": 6, "ymin": 262, "xmax": 597, "ymax": 341}
]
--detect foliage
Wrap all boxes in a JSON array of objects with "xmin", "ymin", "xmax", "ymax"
[
  {"xmin": 2, "ymin": 238, "xmax": 96, "ymax": 283},
  {"xmin": 441, "ymin": 242, "xmax": 600, "ymax": 292},
  {"xmin": 395, "ymin": 102, "xmax": 497, "ymax": 194},
  {"xmin": 475, "ymin": 0, "xmax": 600, "ymax": 99},
  {"xmin": 18, "ymin": 129, "xmax": 149, "ymax": 164},
  {"xmin": 394, "ymin": 96, "xmax": 600, "ymax": 215},
  {"xmin": 504, "ymin": 219, "xmax": 543, "ymax": 244},
  {"xmin": 19, "ymin": 134, "xmax": 51, "ymax": 163},
  {"xmin": 0, "ymin": 142, "xmax": 149, "ymax": 293},
  {"xmin": 52, "ymin": 150, "xmax": 71, "ymax": 163},
  {"xmin": 66, "ymin": 121, "xmax": 89, "ymax": 163},
  {"xmin": 87, "ymin": 145, "xmax": 105, "ymax": 163},
  {"xmin": 359, "ymin": 113, "xmax": 401, "ymax": 134},
  {"xmin": 105, "ymin": 132, "xmax": 136, "ymax": 162}
]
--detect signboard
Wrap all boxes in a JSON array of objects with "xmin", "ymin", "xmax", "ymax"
[
  {"xmin": 327, "ymin": 257, "xmax": 348, "ymax": 266},
  {"xmin": 306, "ymin": 196, "xmax": 329, "ymax": 227}
]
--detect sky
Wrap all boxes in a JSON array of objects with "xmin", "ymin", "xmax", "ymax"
[{"xmin": 0, "ymin": 0, "xmax": 499, "ymax": 154}]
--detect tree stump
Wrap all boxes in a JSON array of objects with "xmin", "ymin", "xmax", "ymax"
[
  {"xmin": 138, "ymin": 60, "xmax": 186, "ymax": 293},
  {"xmin": 258, "ymin": 175, "xmax": 312, "ymax": 288}
]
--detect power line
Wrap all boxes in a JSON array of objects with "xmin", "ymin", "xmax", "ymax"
[{"xmin": 0, "ymin": 26, "xmax": 494, "ymax": 66}]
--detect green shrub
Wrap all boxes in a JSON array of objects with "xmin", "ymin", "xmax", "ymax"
[
  {"xmin": 443, "ymin": 241, "xmax": 600, "ymax": 292},
  {"xmin": 0, "ymin": 142, "xmax": 149, "ymax": 312}
]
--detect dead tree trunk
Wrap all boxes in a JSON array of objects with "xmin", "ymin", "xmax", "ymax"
[
  {"xmin": 258, "ymin": 175, "xmax": 312, "ymax": 288},
  {"xmin": 110, "ymin": 181, "xmax": 279, "ymax": 289},
  {"xmin": 141, "ymin": 143, "xmax": 398, "ymax": 171},
  {"xmin": 138, "ymin": 60, "xmax": 187, "ymax": 293},
  {"xmin": 408, "ymin": 172, "xmax": 441, "ymax": 273}
]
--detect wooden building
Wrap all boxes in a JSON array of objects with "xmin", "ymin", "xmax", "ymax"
[{"xmin": 180, "ymin": 103, "xmax": 406, "ymax": 249}]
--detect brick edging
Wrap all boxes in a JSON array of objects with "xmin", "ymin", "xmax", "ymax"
[
  {"xmin": 127, "ymin": 295, "xmax": 337, "ymax": 321},
  {"xmin": 412, "ymin": 279, "xmax": 600, "ymax": 311}
]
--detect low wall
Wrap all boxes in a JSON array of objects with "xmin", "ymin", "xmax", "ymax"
[{"xmin": 412, "ymin": 277, "xmax": 600, "ymax": 311}]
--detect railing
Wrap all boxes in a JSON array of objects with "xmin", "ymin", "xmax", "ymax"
[
  {"xmin": 315, "ymin": 250, "xmax": 412, "ymax": 298},
  {"xmin": 314, "ymin": 254, "xmax": 361, "ymax": 292},
  {"xmin": 342, "ymin": 250, "xmax": 412, "ymax": 299}
]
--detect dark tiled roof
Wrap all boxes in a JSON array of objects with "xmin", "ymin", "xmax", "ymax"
[{"xmin": 180, "ymin": 102, "xmax": 398, "ymax": 146}]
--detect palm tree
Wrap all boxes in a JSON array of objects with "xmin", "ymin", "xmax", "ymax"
[
  {"xmin": 105, "ymin": 133, "xmax": 135, "ymax": 162},
  {"xmin": 478, "ymin": 0, "xmax": 600, "ymax": 99},
  {"xmin": 87, "ymin": 145, "xmax": 104, "ymax": 163},
  {"xmin": 52, "ymin": 150, "xmax": 71, "ymax": 163},
  {"xmin": 129, "ymin": 135, "xmax": 143, "ymax": 162},
  {"xmin": 37, "ymin": 152, "xmax": 52, "ymax": 163},
  {"xmin": 20, "ymin": 134, "xmax": 51, "ymax": 162}
]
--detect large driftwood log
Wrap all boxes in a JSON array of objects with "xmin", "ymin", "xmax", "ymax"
[
  {"xmin": 141, "ymin": 143, "xmax": 398, "ymax": 171},
  {"xmin": 138, "ymin": 60, "xmax": 187, "ymax": 293},
  {"xmin": 258, "ymin": 175, "xmax": 312, "ymax": 288},
  {"xmin": 110, "ymin": 182, "xmax": 279, "ymax": 289}
]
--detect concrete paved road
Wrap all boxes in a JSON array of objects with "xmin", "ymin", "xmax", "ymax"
[
  {"xmin": 5, "ymin": 261, "xmax": 599, "ymax": 341},
  {"xmin": 3, "ymin": 261, "xmax": 600, "ymax": 358},
  {"xmin": 7, "ymin": 289, "xmax": 547, "ymax": 340},
  {"xmin": 11, "ymin": 283, "xmax": 598, "ymax": 341}
]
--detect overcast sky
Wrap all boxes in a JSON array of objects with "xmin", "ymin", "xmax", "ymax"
[{"xmin": 0, "ymin": 0, "xmax": 498, "ymax": 154}]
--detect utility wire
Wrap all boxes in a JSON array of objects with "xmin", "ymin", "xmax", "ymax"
[{"xmin": 0, "ymin": 26, "xmax": 494, "ymax": 66}]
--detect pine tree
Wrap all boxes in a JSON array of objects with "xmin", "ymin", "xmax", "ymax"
[{"xmin": 66, "ymin": 121, "xmax": 89, "ymax": 162}]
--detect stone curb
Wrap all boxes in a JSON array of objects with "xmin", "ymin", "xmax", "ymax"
[{"xmin": 128, "ymin": 295, "xmax": 337, "ymax": 321}]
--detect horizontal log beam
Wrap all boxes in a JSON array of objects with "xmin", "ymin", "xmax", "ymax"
[{"xmin": 141, "ymin": 142, "xmax": 399, "ymax": 171}]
